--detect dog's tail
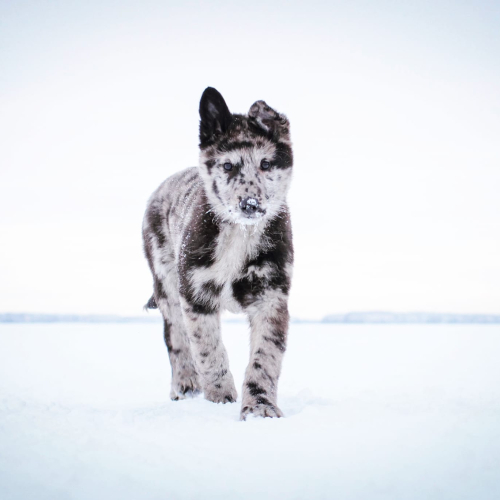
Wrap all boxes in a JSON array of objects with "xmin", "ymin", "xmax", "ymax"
[{"xmin": 144, "ymin": 295, "xmax": 158, "ymax": 310}]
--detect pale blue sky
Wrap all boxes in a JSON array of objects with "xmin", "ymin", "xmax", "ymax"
[{"xmin": 1, "ymin": 0, "xmax": 499, "ymax": 318}]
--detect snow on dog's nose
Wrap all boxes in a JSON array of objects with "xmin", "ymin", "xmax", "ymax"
[{"xmin": 239, "ymin": 197, "xmax": 259, "ymax": 215}]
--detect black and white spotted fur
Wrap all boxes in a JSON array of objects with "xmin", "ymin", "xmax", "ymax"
[{"xmin": 142, "ymin": 88, "xmax": 293, "ymax": 420}]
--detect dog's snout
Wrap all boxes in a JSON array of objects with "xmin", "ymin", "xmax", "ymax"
[{"xmin": 239, "ymin": 197, "xmax": 259, "ymax": 214}]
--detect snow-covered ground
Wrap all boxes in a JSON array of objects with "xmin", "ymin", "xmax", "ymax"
[{"xmin": 1, "ymin": 323, "xmax": 499, "ymax": 500}]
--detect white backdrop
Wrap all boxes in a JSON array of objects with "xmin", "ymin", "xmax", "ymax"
[{"xmin": 1, "ymin": 0, "xmax": 499, "ymax": 319}]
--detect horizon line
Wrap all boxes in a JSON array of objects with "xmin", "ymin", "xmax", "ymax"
[{"xmin": 1, "ymin": 311, "xmax": 500, "ymax": 324}]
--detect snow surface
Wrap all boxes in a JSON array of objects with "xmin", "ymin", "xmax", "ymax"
[{"xmin": 1, "ymin": 323, "xmax": 500, "ymax": 500}]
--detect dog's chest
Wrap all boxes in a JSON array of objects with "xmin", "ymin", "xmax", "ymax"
[{"xmin": 190, "ymin": 225, "xmax": 264, "ymax": 313}]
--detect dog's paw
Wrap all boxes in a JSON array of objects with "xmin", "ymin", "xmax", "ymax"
[
  {"xmin": 240, "ymin": 401, "xmax": 284, "ymax": 420},
  {"xmin": 170, "ymin": 377, "xmax": 202, "ymax": 401},
  {"xmin": 204, "ymin": 382, "xmax": 238, "ymax": 404}
]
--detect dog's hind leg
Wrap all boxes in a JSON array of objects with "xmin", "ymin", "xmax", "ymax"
[{"xmin": 154, "ymin": 269, "xmax": 201, "ymax": 400}]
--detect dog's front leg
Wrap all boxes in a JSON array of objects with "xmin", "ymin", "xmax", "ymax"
[
  {"xmin": 240, "ymin": 297, "xmax": 289, "ymax": 420},
  {"xmin": 180, "ymin": 298, "xmax": 237, "ymax": 404}
]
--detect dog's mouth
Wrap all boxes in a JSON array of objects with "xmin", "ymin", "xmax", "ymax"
[
  {"xmin": 236, "ymin": 216, "xmax": 263, "ymax": 226},
  {"xmin": 231, "ymin": 207, "xmax": 267, "ymax": 225}
]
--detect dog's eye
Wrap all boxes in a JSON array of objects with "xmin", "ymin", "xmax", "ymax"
[
  {"xmin": 223, "ymin": 162, "xmax": 233, "ymax": 171},
  {"xmin": 261, "ymin": 160, "xmax": 270, "ymax": 170}
]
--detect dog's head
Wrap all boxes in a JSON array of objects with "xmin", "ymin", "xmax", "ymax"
[{"xmin": 198, "ymin": 87, "xmax": 293, "ymax": 225}]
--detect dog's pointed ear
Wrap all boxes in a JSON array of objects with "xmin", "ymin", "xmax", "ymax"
[
  {"xmin": 199, "ymin": 87, "xmax": 232, "ymax": 145},
  {"xmin": 248, "ymin": 100, "xmax": 290, "ymax": 140}
]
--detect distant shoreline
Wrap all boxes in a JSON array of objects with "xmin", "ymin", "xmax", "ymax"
[
  {"xmin": 1, "ymin": 312, "xmax": 499, "ymax": 324},
  {"xmin": 319, "ymin": 312, "xmax": 500, "ymax": 324}
]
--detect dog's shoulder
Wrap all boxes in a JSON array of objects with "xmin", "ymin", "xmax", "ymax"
[{"xmin": 143, "ymin": 167, "xmax": 203, "ymax": 243}]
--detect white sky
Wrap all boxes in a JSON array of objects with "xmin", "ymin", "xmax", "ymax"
[{"xmin": 1, "ymin": 0, "xmax": 499, "ymax": 319}]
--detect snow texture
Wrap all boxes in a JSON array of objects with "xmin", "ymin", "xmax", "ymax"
[{"xmin": 1, "ymin": 323, "xmax": 500, "ymax": 499}]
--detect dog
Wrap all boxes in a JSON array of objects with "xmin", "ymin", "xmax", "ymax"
[{"xmin": 142, "ymin": 87, "xmax": 293, "ymax": 419}]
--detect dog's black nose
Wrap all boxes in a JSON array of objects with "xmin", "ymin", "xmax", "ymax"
[{"xmin": 239, "ymin": 197, "xmax": 259, "ymax": 214}]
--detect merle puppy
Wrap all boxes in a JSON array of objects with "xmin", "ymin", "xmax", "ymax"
[{"xmin": 142, "ymin": 87, "xmax": 293, "ymax": 420}]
